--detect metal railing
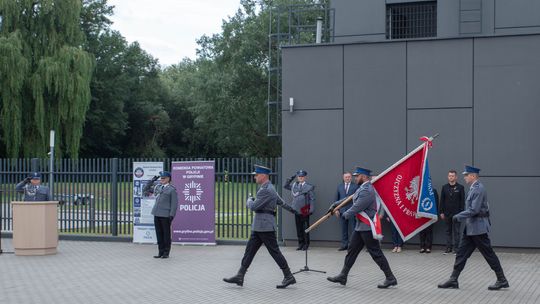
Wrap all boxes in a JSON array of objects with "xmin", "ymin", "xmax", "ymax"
[{"xmin": 0, "ymin": 157, "xmax": 282, "ymax": 240}]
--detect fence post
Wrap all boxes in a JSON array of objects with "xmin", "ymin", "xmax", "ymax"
[
  {"xmin": 111, "ymin": 158, "xmax": 118, "ymax": 236},
  {"xmin": 277, "ymin": 157, "xmax": 283, "ymax": 242}
]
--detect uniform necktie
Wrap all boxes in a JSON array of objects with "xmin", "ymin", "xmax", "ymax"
[{"xmin": 345, "ymin": 183, "xmax": 349, "ymax": 194}]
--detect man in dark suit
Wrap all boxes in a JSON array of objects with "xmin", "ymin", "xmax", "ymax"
[
  {"xmin": 327, "ymin": 167, "xmax": 397, "ymax": 289},
  {"xmin": 439, "ymin": 170, "xmax": 466, "ymax": 254},
  {"xmin": 223, "ymin": 165, "xmax": 297, "ymax": 289},
  {"xmin": 335, "ymin": 172, "xmax": 359, "ymax": 251},
  {"xmin": 438, "ymin": 165, "xmax": 509, "ymax": 290},
  {"xmin": 143, "ymin": 171, "xmax": 178, "ymax": 259}
]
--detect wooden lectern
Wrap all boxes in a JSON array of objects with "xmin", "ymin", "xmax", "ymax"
[{"xmin": 11, "ymin": 201, "xmax": 58, "ymax": 256}]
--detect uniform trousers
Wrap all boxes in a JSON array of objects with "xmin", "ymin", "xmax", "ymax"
[
  {"xmin": 345, "ymin": 230, "xmax": 392, "ymax": 274},
  {"xmin": 154, "ymin": 216, "xmax": 172, "ymax": 255},
  {"xmin": 294, "ymin": 214, "xmax": 310, "ymax": 247},
  {"xmin": 241, "ymin": 231, "xmax": 289, "ymax": 270},
  {"xmin": 453, "ymin": 231, "xmax": 503, "ymax": 273}
]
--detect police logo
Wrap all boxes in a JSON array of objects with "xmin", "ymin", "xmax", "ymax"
[
  {"xmin": 421, "ymin": 197, "xmax": 433, "ymax": 211},
  {"xmin": 134, "ymin": 167, "xmax": 144, "ymax": 178},
  {"xmin": 182, "ymin": 180, "xmax": 203, "ymax": 203}
]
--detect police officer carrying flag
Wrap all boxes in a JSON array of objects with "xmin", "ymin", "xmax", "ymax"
[
  {"xmin": 15, "ymin": 172, "xmax": 50, "ymax": 201},
  {"xmin": 223, "ymin": 165, "xmax": 297, "ymax": 289},
  {"xmin": 327, "ymin": 167, "xmax": 397, "ymax": 289},
  {"xmin": 438, "ymin": 165, "xmax": 509, "ymax": 290}
]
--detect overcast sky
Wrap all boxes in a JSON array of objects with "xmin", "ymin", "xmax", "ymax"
[{"xmin": 108, "ymin": 0, "xmax": 242, "ymax": 66}]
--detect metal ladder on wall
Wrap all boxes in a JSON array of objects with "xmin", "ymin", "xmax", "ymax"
[{"xmin": 266, "ymin": 3, "xmax": 335, "ymax": 137}]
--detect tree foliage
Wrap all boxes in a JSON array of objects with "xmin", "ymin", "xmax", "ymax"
[{"xmin": 0, "ymin": 0, "xmax": 94, "ymax": 157}]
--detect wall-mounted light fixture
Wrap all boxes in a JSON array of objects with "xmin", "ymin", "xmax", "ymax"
[{"xmin": 289, "ymin": 97, "xmax": 294, "ymax": 113}]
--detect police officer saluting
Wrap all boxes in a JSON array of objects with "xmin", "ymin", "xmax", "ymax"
[
  {"xmin": 438, "ymin": 165, "xmax": 509, "ymax": 290},
  {"xmin": 143, "ymin": 171, "xmax": 178, "ymax": 259},
  {"xmin": 284, "ymin": 170, "xmax": 315, "ymax": 251},
  {"xmin": 327, "ymin": 167, "xmax": 397, "ymax": 289},
  {"xmin": 223, "ymin": 165, "xmax": 297, "ymax": 289},
  {"xmin": 16, "ymin": 172, "xmax": 50, "ymax": 201}
]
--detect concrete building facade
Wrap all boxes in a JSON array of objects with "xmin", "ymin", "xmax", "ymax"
[{"xmin": 280, "ymin": 0, "xmax": 540, "ymax": 248}]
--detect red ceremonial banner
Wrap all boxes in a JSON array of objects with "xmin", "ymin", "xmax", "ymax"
[{"xmin": 372, "ymin": 143, "xmax": 435, "ymax": 241}]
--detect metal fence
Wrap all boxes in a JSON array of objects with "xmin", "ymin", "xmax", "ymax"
[{"xmin": 0, "ymin": 157, "xmax": 282, "ymax": 240}]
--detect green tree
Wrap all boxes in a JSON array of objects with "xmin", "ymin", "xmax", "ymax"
[
  {"xmin": 80, "ymin": 0, "xmax": 129, "ymax": 157},
  {"xmin": 162, "ymin": 0, "xmax": 325, "ymax": 157},
  {"xmin": 0, "ymin": 0, "xmax": 94, "ymax": 158}
]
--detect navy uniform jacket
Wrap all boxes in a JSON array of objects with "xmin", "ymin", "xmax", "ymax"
[
  {"xmin": 335, "ymin": 182, "xmax": 359, "ymax": 213},
  {"xmin": 341, "ymin": 181, "xmax": 377, "ymax": 232},
  {"xmin": 247, "ymin": 181, "xmax": 279, "ymax": 232},
  {"xmin": 454, "ymin": 181, "xmax": 490, "ymax": 236},
  {"xmin": 145, "ymin": 182, "xmax": 178, "ymax": 218},
  {"xmin": 284, "ymin": 181, "xmax": 315, "ymax": 215},
  {"xmin": 15, "ymin": 182, "xmax": 50, "ymax": 201}
]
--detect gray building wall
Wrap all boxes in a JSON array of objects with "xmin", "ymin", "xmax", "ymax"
[
  {"xmin": 331, "ymin": 0, "xmax": 540, "ymax": 42},
  {"xmin": 281, "ymin": 34, "xmax": 540, "ymax": 248}
]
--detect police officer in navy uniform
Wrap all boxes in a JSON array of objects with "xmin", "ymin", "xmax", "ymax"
[
  {"xmin": 335, "ymin": 171, "xmax": 359, "ymax": 251},
  {"xmin": 223, "ymin": 165, "xmax": 297, "ymax": 289},
  {"xmin": 15, "ymin": 172, "xmax": 50, "ymax": 201},
  {"xmin": 143, "ymin": 171, "xmax": 178, "ymax": 259},
  {"xmin": 284, "ymin": 170, "xmax": 315, "ymax": 251},
  {"xmin": 438, "ymin": 165, "xmax": 509, "ymax": 290},
  {"xmin": 327, "ymin": 167, "xmax": 397, "ymax": 289}
]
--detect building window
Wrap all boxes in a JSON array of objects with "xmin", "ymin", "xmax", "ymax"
[{"xmin": 386, "ymin": 1, "xmax": 437, "ymax": 39}]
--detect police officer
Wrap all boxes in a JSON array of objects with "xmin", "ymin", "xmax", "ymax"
[
  {"xmin": 223, "ymin": 165, "xmax": 297, "ymax": 289},
  {"xmin": 438, "ymin": 165, "xmax": 509, "ymax": 290},
  {"xmin": 284, "ymin": 170, "xmax": 315, "ymax": 251},
  {"xmin": 15, "ymin": 172, "xmax": 50, "ymax": 201},
  {"xmin": 143, "ymin": 171, "xmax": 178, "ymax": 259},
  {"xmin": 327, "ymin": 167, "xmax": 397, "ymax": 289}
]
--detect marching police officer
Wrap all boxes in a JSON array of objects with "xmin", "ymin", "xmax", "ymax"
[
  {"xmin": 284, "ymin": 170, "xmax": 315, "ymax": 251},
  {"xmin": 143, "ymin": 171, "xmax": 178, "ymax": 259},
  {"xmin": 327, "ymin": 167, "xmax": 397, "ymax": 289},
  {"xmin": 223, "ymin": 165, "xmax": 297, "ymax": 289},
  {"xmin": 15, "ymin": 172, "xmax": 50, "ymax": 201},
  {"xmin": 438, "ymin": 165, "xmax": 509, "ymax": 290}
]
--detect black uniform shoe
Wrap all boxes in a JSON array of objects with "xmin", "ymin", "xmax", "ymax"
[
  {"xmin": 438, "ymin": 278, "xmax": 459, "ymax": 289},
  {"xmin": 488, "ymin": 272, "xmax": 509, "ymax": 290},
  {"xmin": 302, "ymin": 244, "xmax": 309, "ymax": 251},
  {"xmin": 223, "ymin": 269, "xmax": 246, "ymax": 287},
  {"xmin": 161, "ymin": 254, "xmax": 169, "ymax": 259},
  {"xmin": 296, "ymin": 246, "xmax": 303, "ymax": 251},
  {"xmin": 327, "ymin": 273, "xmax": 347, "ymax": 285},
  {"xmin": 377, "ymin": 276, "xmax": 397, "ymax": 289},
  {"xmin": 488, "ymin": 279, "xmax": 509, "ymax": 290},
  {"xmin": 338, "ymin": 246, "xmax": 347, "ymax": 251},
  {"xmin": 443, "ymin": 248, "xmax": 452, "ymax": 255},
  {"xmin": 276, "ymin": 268, "xmax": 296, "ymax": 289},
  {"xmin": 153, "ymin": 254, "xmax": 163, "ymax": 258}
]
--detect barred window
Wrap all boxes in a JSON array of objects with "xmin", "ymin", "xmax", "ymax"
[{"xmin": 386, "ymin": 1, "xmax": 437, "ymax": 39}]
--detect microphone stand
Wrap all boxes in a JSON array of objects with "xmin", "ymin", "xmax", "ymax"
[
  {"xmin": 275, "ymin": 192, "xmax": 325, "ymax": 274},
  {"xmin": 293, "ymin": 217, "xmax": 325, "ymax": 275}
]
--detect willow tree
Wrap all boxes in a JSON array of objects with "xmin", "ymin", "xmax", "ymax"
[{"xmin": 0, "ymin": 0, "xmax": 94, "ymax": 158}]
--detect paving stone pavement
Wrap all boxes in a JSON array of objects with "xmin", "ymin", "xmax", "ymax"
[{"xmin": 0, "ymin": 238, "xmax": 539, "ymax": 304}]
